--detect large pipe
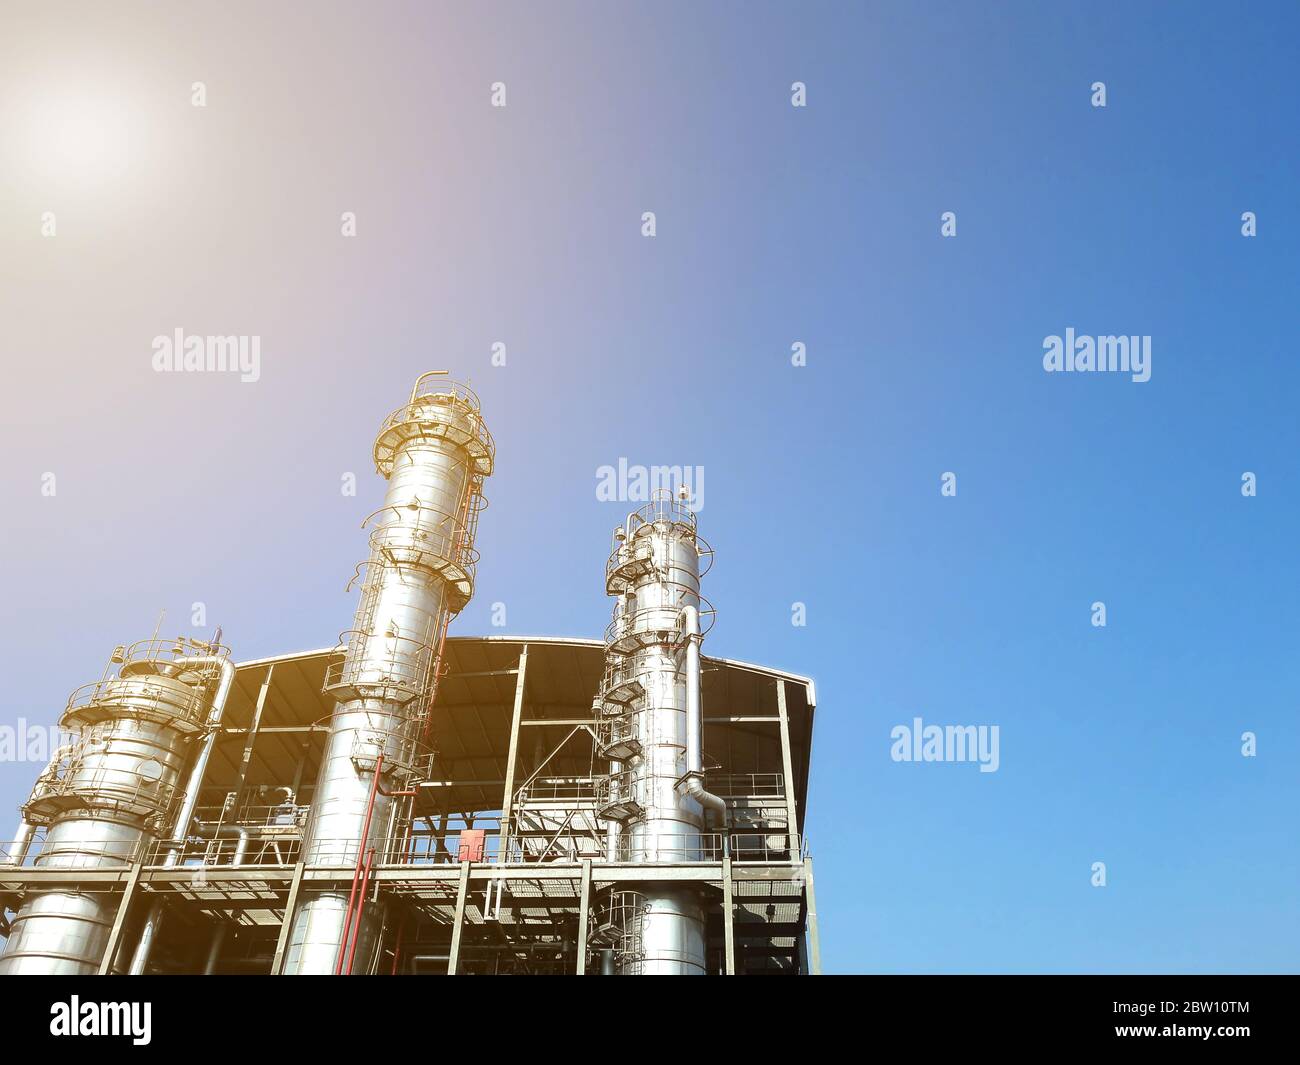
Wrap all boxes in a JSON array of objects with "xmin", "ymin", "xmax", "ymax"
[
  {"xmin": 162, "ymin": 658, "xmax": 235, "ymax": 867},
  {"xmin": 128, "ymin": 656, "xmax": 235, "ymax": 976},
  {"xmin": 199, "ymin": 826, "xmax": 249, "ymax": 975},
  {"xmin": 679, "ymin": 606, "xmax": 725, "ymax": 826},
  {"xmin": 5, "ymin": 818, "xmax": 34, "ymax": 867},
  {"xmin": 203, "ymin": 925, "xmax": 227, "ymax": 975},
  {"xmin": 4, "ymin": 747, "xmax": 70, "ymax": 868}
]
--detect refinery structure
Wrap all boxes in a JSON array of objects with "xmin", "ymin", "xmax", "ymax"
[{"xmin": 0, "ymin": 374, "xmax": 819, "ymax": 976}]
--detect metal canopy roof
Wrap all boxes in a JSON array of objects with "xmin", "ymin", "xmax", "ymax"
[{"xmin": 207, "ymin": 636, "xmax": 816, "ymax": 834}]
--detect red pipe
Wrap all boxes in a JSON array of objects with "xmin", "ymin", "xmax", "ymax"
[
  {"xmin": 336, "ymin": 752, "xmax": 384, "ymax": 975},
  {"xmin": 345, "ymin": 847, "xmax": 376, "ymax": 975}
]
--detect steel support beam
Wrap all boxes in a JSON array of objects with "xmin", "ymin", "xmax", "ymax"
[
  {"xmin": 496, "ymin": 645, "xmax": 528, "ymax": 861},
  {"xmin": 97, "ymin": 860, "xmax": 145, "ymax": 975},
  {"xmin": 776, "ymin": 680, "xmax": 800, "ymax": 844},
  {"xmin": 447, "ymin": 859, "xmax": 472, "ymax": 975},
  {"xmin": 229, "ymin": 663, "xmax": 273, "ymax": 802},
  {"xmin": 271, "ymin": 860, "xmax": 307, "ymax": 975},
  {"xmin": 722, "ymin": 855, "xmax": 735, "ymax": 975},
  {"xmin": 575, "ymin": 858, "xmax": 592, "ymax": 975},
  {"xmin": 803, "ymin": 856, "xmax": 821, "ymax": 975}
]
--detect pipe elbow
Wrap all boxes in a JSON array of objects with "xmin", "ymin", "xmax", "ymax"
[{"xmin": 684, "ymin": 774, "xmax": 726, "ymax": 818}]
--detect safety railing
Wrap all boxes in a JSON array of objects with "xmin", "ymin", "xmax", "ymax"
[
  {"xmin": 619, "ymin": 831, "xmax": 727, "ymax": 863},
  {"xmin": 62, "ymin": 674, "xmax": 211, "ymax": 731},
  {"xmin": 728, "ymin": 832, "xmax": 803, "ymax": 863},
  {"xmin": 110, "ymin": 637, "xmax": 231, "ymax": 671},
  {"xmin": 0, "ymin": 833, "xmax": 150, "ymax": 869},
  {"xmin": 360, "ymin": 501, "xmax": 483, "ymax": 603},
  {"xmin": 513, "ymin": 777, "xmax": 600, "ymax": 803},
  {"xmin": 707, "ymin": 772, "xmax": 786, "ymax": 799},
  {"xmin": 605, "ymin": 525, "xmax": 715, "ymax": 594},
  {"xmin": 593, "ymin": 769, "xmax": 642, "ymax": 821},
  {"xmin": 594, "ymin": 714, "xmax": 641, "ymax": 761},
  {"xmin": 373, "ymin": 380, "xmax": 495, "ymax": 478},
  {"xmin": 142, "ymin": 834, "xmax": 304, "ymax": 870},
  {"xmin": 298, "ymin": 830, "xmax": 508, "ymax": 868},
  {"xmin": 587, "ymin": 889, "xmax": 645, "ymax": 971},
  {"xmin": 625, "ymin": 490, "xmax": 698, "ymax": 533},
  {"xmin": 1, "ymin": 829, "xmax": 806, "ymax": 872},
  {"xmin": 191, "ymin": 802, "xmax": 304, "ymax": 830},
  {"xmin": 603, "ymin": 596, "xmax": 717, "ymax": 653},
  {"xmin": 284, "ymin": 832, "xmax": 800, "ymax": 868},
  {"xmin": 23, "ymin": 754, "xmax": 182, "ymax": 825},
  {"xmin": 323, "ymin": 629, "xmax": 440, "ymax": 705}
]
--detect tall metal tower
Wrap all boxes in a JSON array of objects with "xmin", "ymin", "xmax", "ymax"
[
  {"xmin": 282, "ymin": 372, "xmax": 493, "ymax": 974},
  {"xmin": 0, "ymin": 638, "xmax": 232, "ymax": 974},
  {"xmin": 593, "ymin": 488, "xmax": 724, "ymax": 974}
]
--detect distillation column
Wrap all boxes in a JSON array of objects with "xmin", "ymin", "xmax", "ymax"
[
  {"xmin": 594, "ymin": 489, "xmax": 723, "ymax": 975},
  {"xmin": 282, "ymin": 373, "xmax": 492, "ymax": 975},
  {"xmin": 0, "ymin": 639, "xmax": 231, "ymax": 975}
]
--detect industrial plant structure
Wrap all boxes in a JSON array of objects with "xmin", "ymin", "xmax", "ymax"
[{"xmin": 0, "ymin": 374, "xmax": 819, "ymax": 975}]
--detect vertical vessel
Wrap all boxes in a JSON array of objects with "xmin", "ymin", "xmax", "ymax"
[
  {"xmin": 282, "ymin": 372, "xmax": 492, "ymax": 974},
  {"xmin": 594, "ymin": 488, "xmax": 724, "ymax": 974},
  {"xmin": 0, "ymin": 638, "xmax": 232, "ymax": 974}
]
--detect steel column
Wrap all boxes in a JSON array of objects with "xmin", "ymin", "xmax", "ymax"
[
  {"xmin": 496, "ymin": 646, "xmax": 528, "ymax": 860},
  {"xmin": 776, "ymin": 680, "xmax": 800, "ymax": 845},
  {"xmin": 97, "ymin": 861, "xmax": 145, "ymax": 975},
  {"xmin": 575, "ymin": 858, "xmax": 592, "ymax": 975},
  {"xmin": 230, "ymin": 663, "xmax": 274, "ymax": 802},
  {"xmin": 271, "ymin": 861, "xmax": 307, "ymax": 975},
  {"xmin": 447, "ymin": 859, "xmax": 472, "ymax": 974},
  {"xmin": 803, "ymin": 856, "xmax": 821, "ymax": 975},
  {"xmin": 722, "ymin": 856, "xmax": 735, "ymax": 975}
]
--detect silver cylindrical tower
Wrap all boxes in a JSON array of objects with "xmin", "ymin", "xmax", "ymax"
[
  {"xmin": 0, "ymin": 638, "xmax": 230, "ymax": 975},
  {"xmin": 283, "ymin": 373, "xmax": 492, "ymax": 975},
  {"xmin": 594, "ymin": 489, "xmax": 718, "ymax": 975}
]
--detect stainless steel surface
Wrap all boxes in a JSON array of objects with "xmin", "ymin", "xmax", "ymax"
[
  {"xmin": 681, "ymin": 605, "xmax": 725, "ymax": 825},
  {"xmin": 596, "ymin": 490, "xmax": 714, "ymax": 974},
  {"xmin": 282, "ymin": 373, "xmax": 493, "ymax": 974},
  {"xmin": 3, "ymin": 818, "xmax": 34, "ymax": 866},
  {"xmin": 0, "ymin": 640, "xmax": 230, "ymax": 975}
]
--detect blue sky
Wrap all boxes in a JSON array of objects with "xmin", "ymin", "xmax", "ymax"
[{"xmin": 1, "ymin": 1, "xmax": 1297, "ymax": 972}]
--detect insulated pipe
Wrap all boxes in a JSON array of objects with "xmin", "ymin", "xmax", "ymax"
[
  {"xmin": 161, "ymin": 657, "xmax": 236, "ymax": 868},
  {"xmin": 604, "ymin": 809, "xmax": 620, "ymax": 861},
  {"xmin": 4, "ymin": 818, "xmax": 34, "ymax": 867},
  {"xmin": 679, "ymin": 606, "xmax": 725, "ymax": 826},
  {"xmin": 203, "ymin": 926, "xmax": 227, "ymax": 974},
  {"xmin": 128, "ymin": 656, "xmax": 235, "ymax": 976},
  {"xmin": 5, "ymin": 745, "xmax": 71, "ymax": 867},
  {"xmin": 214, "ymin": 825, "xmax": 250, "ymax": 866},
  {"xmin": 199, "ymin": 826, "xmax": 249, "ymax": 975}
]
